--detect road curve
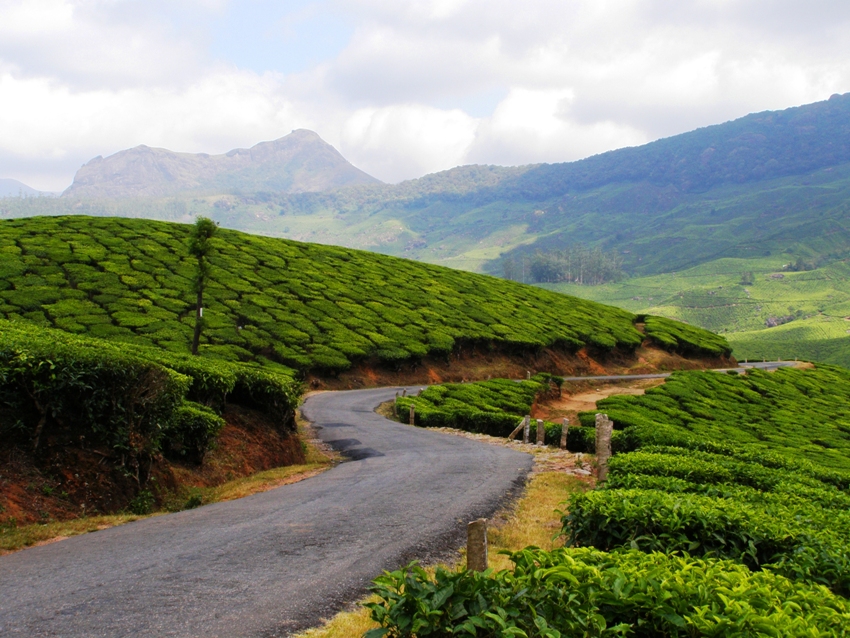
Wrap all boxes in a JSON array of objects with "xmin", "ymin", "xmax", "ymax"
[{"xmin": 0, "ymin": 387, "xmax": 533, "ymax": 638}]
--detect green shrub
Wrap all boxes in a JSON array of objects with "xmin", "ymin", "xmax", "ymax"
[
  {"xmin": 161, "ymin": 402, "xmax": 225, "ymax": 465},
  {"xmin": 563, "ymin": 488, "xmax": 850, "ymax": 596},
  {"xmin": 0, "ymin": 216, "xmax": 726, "ymax": 373},
  {"xmin": 366, "ymin": 548, "xmax": 850, "ymax": 637}
]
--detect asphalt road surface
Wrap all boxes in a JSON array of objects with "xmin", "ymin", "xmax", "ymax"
[{"xmin": 0, "ymin": 387, "xmax": 533, "ymax": 637}]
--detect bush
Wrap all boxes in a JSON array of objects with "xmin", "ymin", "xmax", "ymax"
[
  {"xmin": 0, "ymin": 216, "xmax": 727, "ymax": 373},
  {"xmin": 563, "ymin": 488, "xmax": 850, "ymax": 596},
  {"xmin": 161, "ymin": 402, "xmax": 226, "ymax": 464},
  {"xmin": 366, "ymin": 548, "xmax": 850, "ymax": 637}
]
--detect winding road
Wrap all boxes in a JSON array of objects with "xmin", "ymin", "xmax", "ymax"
[{"xmin": 0, "ymin": 387, "xmax": 533, "ymax": 637}]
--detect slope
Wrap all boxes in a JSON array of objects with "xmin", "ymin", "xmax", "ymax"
[{"xmin": 0, "ymin": 216, "xmax": 729, "ymax": 382}]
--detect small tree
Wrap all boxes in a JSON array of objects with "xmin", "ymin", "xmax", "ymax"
[{"xmin": 189, "ymin": 217, "xmax": 217, "ymax": 355}]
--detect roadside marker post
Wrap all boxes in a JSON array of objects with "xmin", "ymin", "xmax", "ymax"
[
  {"xmin": 523, "ymin": 415, "xmax": 531, "ymax": 444},
  {"xmin": 595, "ymin": 413, "xmax": 613, "ymax": 483},
  {"xmin": 536, "ymin": 419, "xmax": 545, "ymax": 446},
  {"xmin": 409, "ymin": 405, "xmax": 415, "ymax": 426},
  {"xmin": 560, "ymin": 417, "xmax": 569, "ymax": 449},
  {"xmin": 467, "ymin": 519, "xmax": 488, "ymax": 572}
]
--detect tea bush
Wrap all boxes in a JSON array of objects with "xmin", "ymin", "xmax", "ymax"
[
  {"xmin": 395, "ymin": 374, "xmax": 629, "ymax": 450},
  {"xmin": 0, "ymin": 216, "xmax": 727, "ymax": 373},
  {"xmin": 366, "ymin": 548, "xmax": 850, "ymax": 637},
  {"xmin": 563, "ymin": 365, "xmax": 850, "ymax": 595},
  {"xmin": 0, "ymin": 319, "xmax": 300, "ymax": 471}
]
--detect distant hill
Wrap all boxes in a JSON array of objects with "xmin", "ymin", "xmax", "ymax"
[
  {"xmin": 62, "ymin": 129, "xmax": 381, "ymax": 199},
  {"xmin": 0, "ymin": 178, "xmax": 53, "ymax": 198}
]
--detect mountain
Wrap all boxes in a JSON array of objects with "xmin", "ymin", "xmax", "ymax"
[
  {"xmin": 0, "ymin": 178, "xmax": 52, "ymax": 198},
  {"xmin": 62, "ymin": 129, "xmax": 381, "ymax": 199}
]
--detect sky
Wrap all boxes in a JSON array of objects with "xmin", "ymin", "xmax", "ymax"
[{"xmin": 2, "ymin": 0, "xmax": 850, "ymax": 192}]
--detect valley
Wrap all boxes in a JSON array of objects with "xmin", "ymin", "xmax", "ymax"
[{"xmin": 2, "ymin": 92, "xmax": 850, "ymax": 637}]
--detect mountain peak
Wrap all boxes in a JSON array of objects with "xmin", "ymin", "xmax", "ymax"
[{"xmin": 62, "ymin": 130, "xmax": 380, "ymax": 199}]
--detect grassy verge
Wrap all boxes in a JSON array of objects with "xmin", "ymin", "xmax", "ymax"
[
  {"xmin": 0, "ymin": 419, "xmax": 337, "ymax": 555},
  {"xmin": 294, "ymin": 465, "xmax": 587, "ymax": 637}
]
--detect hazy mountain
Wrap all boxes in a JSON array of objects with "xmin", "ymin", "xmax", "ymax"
[
  {"xmin": 0, "ymin": 178, "xmax": 52, "ymax": 198},
  {"xmin": 62, "ymin": 129, "xmax": 381, "ymax": 199}
]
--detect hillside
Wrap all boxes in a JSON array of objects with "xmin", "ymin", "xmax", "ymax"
[
  {"xmin": 62, "ymin": 130, "xmax": 380, "ymax": 199},
  {"xmin": 0, "ymin": 178, "xmax": 51, "ymax": 198},
  {"xmin": 0, "ymin": 216, "xmax": 730, "ymax": 384}
]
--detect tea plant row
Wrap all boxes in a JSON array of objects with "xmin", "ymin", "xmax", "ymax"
[
  {"xmin": 0, "ymin": 319, "xmax": 300, "ymax": 481},
  {"xmin": 372, "ymin": 366, "xmax": 850, "ymax": 636},
  {"xmin": 0, "ymin": 216, "xmax": 729, "ymax": 373}
]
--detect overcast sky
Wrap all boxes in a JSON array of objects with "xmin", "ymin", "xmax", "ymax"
[{"xmin": 2, "ymin": 0, "xmax": 850, "ymax": 191}]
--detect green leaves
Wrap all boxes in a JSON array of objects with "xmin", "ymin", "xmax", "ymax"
[
  {"xmin": 0, "ymin": 215, "xmax": 723, "ymax": 373},
  {"xmin": 365, "ymin": 549, "xmax": 850, "ymax": 637}
]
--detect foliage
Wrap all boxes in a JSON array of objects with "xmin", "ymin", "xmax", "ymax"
[
  {"xmin": 0, "ymin": 318, "xmax": 300, "ymax": 474},
  {"xmin": 520, "ymin": 245, "xmax": 624, "ymax": 285},
  {"xmin": 639, "ymin": 315, "xmax": 732, "ymax": 357},
  {"xmin": 396, "ymin": 375, "xmax": 628, "ymax": 449},
  {"xmin": 587, "ymin": 366, "xmax": 850, "ymax": 471},
  {"xmin": 562, "ymin": 365, "xmax": 850, "ymax": 596},
  {"xmin": 365, "ymin": 548, "xmax": 850, "ymax": 638},
  {"xmin": 161, "ymin": 402, "xmax": 226, "ymax": 464},
  {"xmin": 0, "ymin": 216, "xmax": 708, "ymax": 373}
]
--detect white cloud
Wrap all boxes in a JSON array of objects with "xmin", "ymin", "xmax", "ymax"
[
  {"xmin": 3, "ymin": 0, "xmax": 850, "ymax": 189},
  {"xmin": 341, "ymin": 104, "xmax": 476, "ymax": 181}
]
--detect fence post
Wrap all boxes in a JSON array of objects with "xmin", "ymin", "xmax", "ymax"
[
  {"xmin": 560, "ymin": 417, "xmax": 569, "ymax": 449},
  {"xmin": 595, "ymin": 413, "xmax": 613, "ymax": 483},
  {"xmin": 508, "ymin": 418, "xmax": 525, "ymax": 441},
  {"xmin": 467, "ymin": 519, "xmax": 488, "ymax": 572},
  {"xmin": 523, "ymin": 415, "xmax": 531, "ymax": 444},
  {"xmin": 526, "ymin": 370, "xmax": 531, "ymax": 380},
  {"xmin": 409, "ymin": 405, "xmax": 415, "ymax": 426},
  {"xmin": 536, "ymin": 419, "xmax": 545, "ymax": 446}
]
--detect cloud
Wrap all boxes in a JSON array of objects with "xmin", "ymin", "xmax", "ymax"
[
  {"xmin": 3, "ymin": 0, "xmax": 850, "ymax": 189},
  {"xmin": 341, "ymin": 104, "xmax": 476, "ymax": 181}
]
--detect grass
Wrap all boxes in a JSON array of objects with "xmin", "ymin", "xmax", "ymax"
[
  {"xmin": 544, "ymin": 257, "xmax": 850, "ymax": 368},
  {"xmin": 294, "ymin": 466, "xmax": 587, "ymax": 638},
  {"xmin": 0, "ymin": 514, "xmax": 148, "ymax": 554}
]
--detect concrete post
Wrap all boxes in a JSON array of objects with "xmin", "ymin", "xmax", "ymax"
[
  {"xmin": 595, "ymin": 413, "xmax": 613, "ymax": 482},
  {"xmin": 523, "ymin": 415, "xmax": 531, "ymax": 444},
  {"xmin": 409, "ymin": 405, "xmax": 415, "ymax": 426},
  {"xmin": 394, "ymin": 391, "xmax": 399, "ymax": 418},
  {"xmin": 560, "ymin": 417, "xmax": 569, "ymax": 449},
  {"xmin": 508, "ymin": 418, "xmax": 525, "ymax": 441},
  {"xmin": 526, "ymin": 371, "xmax": 531, "ymax": 380},
  {"xmin": 467, "ymin": 519, "xmax": 488, "ymax": 572},
  {"xmin": 536, "ymin": 419, "xmax": 545, "ymax": 446}
]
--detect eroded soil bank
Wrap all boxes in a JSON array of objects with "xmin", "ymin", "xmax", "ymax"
[
  {"xmin": 0, "ymin": 404, "xmax": 305, "ymax": 528},
  {"xmin": 308, "ymin": 342, "xmax": 733, "ymax": 390}
]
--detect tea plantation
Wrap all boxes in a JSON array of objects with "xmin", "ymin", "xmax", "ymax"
[
  {"xmin": 372, "ymin": 366, "xmax": 850, "ymax": 636},
  {"xmin": 0, "ymin": 319, "xmax": 300, "ymax": 469},
  {"xmin": 396, "ymin": 375, "xmax": 618, "ymax": 451},
  {"xmin": 0, "ymin": 216, "xmax": 728, "ymax": 374}
]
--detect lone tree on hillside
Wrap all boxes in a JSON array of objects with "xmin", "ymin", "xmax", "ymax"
[{"xmin": 189, "ymin": 217, "xmax": 218, "ymax": 355}]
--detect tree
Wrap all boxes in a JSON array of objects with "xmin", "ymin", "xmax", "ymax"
[{"xmin": 189, "ymin": 217, "xmax": 217, "ymax": 355}]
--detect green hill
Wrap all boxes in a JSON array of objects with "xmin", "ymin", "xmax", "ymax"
[{"xmin": 0, "ymin": 216, "xmax": 728, "ymax": 377}]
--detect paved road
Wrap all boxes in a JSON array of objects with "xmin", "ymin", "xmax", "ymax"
[{"xmin": 0, "ymin": 387, "xmax": 533, "ymax": 637}]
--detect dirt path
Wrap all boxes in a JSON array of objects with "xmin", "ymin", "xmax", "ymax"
[{"xmin": 534, "ymin": 378, "xmax": 666, "ymax": 422}]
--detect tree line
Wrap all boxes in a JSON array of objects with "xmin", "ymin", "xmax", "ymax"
[{"xmin": 503, "ymin": 245, "xmax": 625, "ymax": 285}]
